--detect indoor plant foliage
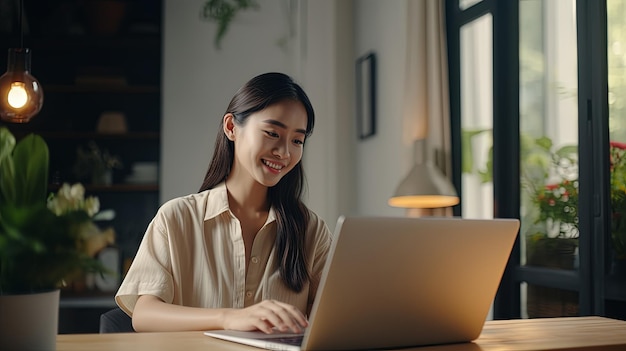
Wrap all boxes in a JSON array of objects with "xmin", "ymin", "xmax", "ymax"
[
  {"xmin": 610, "ymin": 141, "xmax": 626, "ymax": 262},
  {"xmin": 522, "ymin": 136, "xmax": 579, "ymax": 269},
  {"xmin": 525, "ymin": 138, "xmax": 626, "ymax": 266},
  {"xmin": 201, "ymin": 0, "xmax": 260, "ymax": 49},
  {"xmin": 72, "ymin": 140, "xmax": 122, "ymax": 185},
  {"xmin": 0, "ymin": 127, "xmax": 109, "ymax": 294},
  {"xmin": 529, "ymin": 147, "xmax": 579, "ymax": 241}
]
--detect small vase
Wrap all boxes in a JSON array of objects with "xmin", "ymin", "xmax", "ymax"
[
  {"xmin": 0, "ymin": 289, "xmax": 60, "ymax": 351},
  {"xmin": 92, "ymin": 169, "xmax": 113, "ymax": 185}
]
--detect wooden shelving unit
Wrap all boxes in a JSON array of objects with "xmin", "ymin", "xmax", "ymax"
[
  {"xmin": 44, "ymin": 84, "xmax": 160, "ymax": 94},
  {"xmin": 1, "ymin": 0, "xmax": 163, "ymax": 333}
]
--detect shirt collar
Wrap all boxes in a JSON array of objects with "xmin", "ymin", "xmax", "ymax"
[{"xmin": 203, "ymin": 182, "xmax": 276, "ymax": 225}]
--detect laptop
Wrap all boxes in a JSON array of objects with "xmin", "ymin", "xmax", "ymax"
[{"xmin": 205, "ymin": 215, "xmax": 520, "ymax": 350}]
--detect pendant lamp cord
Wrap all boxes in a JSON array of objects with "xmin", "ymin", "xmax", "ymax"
[{"xmin": 18, "ymin": 0, "xmax": 24, "ymax": 48}]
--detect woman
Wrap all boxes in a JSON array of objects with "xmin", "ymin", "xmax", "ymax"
[{"xmin": 115, "ymin": 72, "xmax": 333, "ymax": 333}]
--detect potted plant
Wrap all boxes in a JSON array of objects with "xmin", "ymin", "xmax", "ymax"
[
  {"xmin": 523, "ymin": 135, "xmax": 579, "ymax": 268},
  {"xmin": 514, "ymin": 136, "xmax": 580, "ymax": 318},
  {"xmin": 462, "ymin": 130, "xmax": 580, "ymax": 317},
  {"xmin": 72, "ymin": 140, "xmax": 122, "ymax": 185},
  {"xmin": 0, "ymin": 127, "xmax": 111, "ymax": 351},
  {"xmin": 464, "ymin": 129, "xmax": 626, "ymax": 316},
  {"xmin": 527, "ymin": 177, "xmax": 579, "ymax": 268}
]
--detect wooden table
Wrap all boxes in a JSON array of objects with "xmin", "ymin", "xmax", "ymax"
[{"xmin": 56, "ymin": 316, "xmax": 626, "ymax": 351}]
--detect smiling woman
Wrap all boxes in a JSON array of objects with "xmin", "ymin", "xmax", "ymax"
[
  {"xmin": 226, "ymin": 100, "xmax": 307, "ymax": 186},
  {"xmin": 114, "ymin": 72, "xmax": 333, "ymax": 333}
]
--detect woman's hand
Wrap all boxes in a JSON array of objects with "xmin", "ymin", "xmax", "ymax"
[
  {"xmin": 222, "ymin": 299, "xmax": 308, "ymax": 334},
  {"xmin": 132, "ymin": 295, "xmax": 307, "ymax": 333}
]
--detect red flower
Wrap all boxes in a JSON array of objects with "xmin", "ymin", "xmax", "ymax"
[{"xmin": 610, "ymin": 141, "xmax": 626, "ymax": 150}]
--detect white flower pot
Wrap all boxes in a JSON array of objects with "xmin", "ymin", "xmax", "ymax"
[{"xmin": 0, "ymin": 289, "xmax": 59, "ymax": 351}]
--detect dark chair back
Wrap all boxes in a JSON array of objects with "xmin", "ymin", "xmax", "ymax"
[{"xmin": 99, "ymin": 307, "xmax": 134, "ymax": 333}]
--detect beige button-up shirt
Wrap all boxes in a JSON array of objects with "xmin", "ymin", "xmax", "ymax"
[{"xmin": 115, "ymin": 182, "xmax": 333, "ymax": 316}]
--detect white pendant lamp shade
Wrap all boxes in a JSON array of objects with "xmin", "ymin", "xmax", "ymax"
[
  {"xmin": 0, "ymin": 48, "xmax": 44, "ymax": 123},
  {"xmin": 388, "ymin": 162, "xmax": 459, "ymax": 208},
  {"xmin": 388, "ymin": 139, "xmax": 459, "ymax": 209}
]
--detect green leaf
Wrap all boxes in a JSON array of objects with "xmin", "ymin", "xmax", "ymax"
[
  {"xmin": 555, "ymin": 145, "xmax": 578, "ymax": 159},
  {"xmin": 201, "ymin": 0, "xmax": 260, "ymax": 49},
  {"xmin": 534, "ymin": 136, "xmax": 553, "ymax": 152},
  {"xmin": 0, "ymin": 127, "xmax": 15, "ymax": 162},
  {"xmin": 462, "ymin": 128, "xmax": 494, "ymax": 183},
  {"xmin": 12, "ymin": 134, "xmax": 49, "ymax": 207},
  {"xmin": 0, "ymin": 127, "xmax": 16, "ymax": 204}
]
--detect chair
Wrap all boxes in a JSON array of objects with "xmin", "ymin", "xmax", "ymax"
[{"xmin": 99, "ymin": 307, "xmax": 134, "ymax": 333}]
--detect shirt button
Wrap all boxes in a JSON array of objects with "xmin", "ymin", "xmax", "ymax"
[
  {"xmin": 246, "ymin": 291, "xmax": 253, "ymax": 298},
  {"xmin": 251, "ymin": 256, "xmax": 259, "ymax": 264}
]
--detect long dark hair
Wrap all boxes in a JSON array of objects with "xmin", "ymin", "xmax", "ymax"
[{"xmin": 199, "ymin": 72, "xmax": 315, "ymax": 292}]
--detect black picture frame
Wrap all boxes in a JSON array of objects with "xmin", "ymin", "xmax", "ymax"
[{"xmin": 355, "ymin": 52, "xmax": 377, "ymax": 140}]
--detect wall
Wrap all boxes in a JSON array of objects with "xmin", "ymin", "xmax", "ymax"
[
  {"xmin": 298, "ymin": 1, "xmax": 357, "ymax": 225},
  {"xmin": 162, "ymin": 0, "xmax": 412, "ymax": 225},
  {"xmin": 352, "ymin": 0, "xmax": 410, "ymax": 217}
]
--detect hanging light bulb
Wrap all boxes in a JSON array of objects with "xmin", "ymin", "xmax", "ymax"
[
  {"xmin": 0, "ymin": 49, "xmax": 44, "ymax": 124},
  {"xmin": 8, "ymin": 81, "xmax": 29, "ymax": 108},
  {"xmin": 0, "ymin": 0, "xmax": 44, "ymax": 124}
]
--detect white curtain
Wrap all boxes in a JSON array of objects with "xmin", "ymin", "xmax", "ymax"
[
  {"xmin": 402, "ymin": 0, "xmax": 453, "ymax": 217},
  {"xmin": 403, "ymin": 0, "xmax": 451, "ymax": 170}
]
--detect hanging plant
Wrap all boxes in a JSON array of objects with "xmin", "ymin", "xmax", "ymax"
[{"xmin": 201, "ymin": 0, "xmax": 260, "ymax": 49}]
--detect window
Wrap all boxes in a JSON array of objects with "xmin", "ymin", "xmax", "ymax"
[{"xmin": 447, "ymin": 0, "xmax": 626, "ymax": 319}]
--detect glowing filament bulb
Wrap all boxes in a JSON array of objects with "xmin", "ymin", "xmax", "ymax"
[
  {"xmin": 0, "ymin": 48, "xmax": 44, "ymax": 123},
  {"xmin": 7, "ymin": 82, "xmax": 28, "ymax": 108}
]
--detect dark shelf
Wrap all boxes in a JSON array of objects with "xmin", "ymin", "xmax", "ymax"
[
  {"xmin": 59, "ymin": 285, "xmax": 117, "ymax": 309},
  {"xmin": 60, "ymin": 296, "xmax": 116, "ymax": 309},
  {"xmin": 50, "ymin": 184, "xmax": 159, "ymax": 193},
  {"xmin": 38, "ymin": 131, "xmax": 160, "ymax": 140},
  {"xmin": 31, "ymin": 35, "xmax": 161, "ymax": 51},
  {"xmin": 87, "ymin": 184, "xmax": 159, "ymax": 192},
  {"xmin": 0, "ymin": 34, "xmax": 161, "ymax": 51},
  {"xmin": 45, "ymin": 84, "xmax": 160, "ymax": 94}
]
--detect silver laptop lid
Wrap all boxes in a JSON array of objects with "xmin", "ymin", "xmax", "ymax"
[{"xmin": 303, "ymin": 216, "xmax": 519, "ymax": 350}]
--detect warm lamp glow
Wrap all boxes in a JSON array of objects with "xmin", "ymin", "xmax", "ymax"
[
  {"xmin": 8, "ymin": 82, "xmax": 28, "ymax": 108},
  {"xmin": 388, "ymin": 194, "xmax": 459, "ymax": 208},
  {"xmin": 388, "ymin": 163, "xmax": 459, "ymax": 209},
  {"xmin": 389, "ymin": 140, "xmax": 459, "ymax": 209},
  {"xmin": 0, "ymin": 48, "xmax": 44, "ymax": 123}
]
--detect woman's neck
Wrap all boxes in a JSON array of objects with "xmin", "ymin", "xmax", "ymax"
[{"xmin": 225, "ymin": 177, "xmax": 269, "ymax": 215}]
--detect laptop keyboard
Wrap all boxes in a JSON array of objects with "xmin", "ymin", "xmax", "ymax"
[{"xmin": 269, "ymin": 335, "xmax": 304, "ymax": 346}]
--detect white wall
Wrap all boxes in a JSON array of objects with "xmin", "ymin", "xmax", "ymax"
[
  {"xmin": 162, "ymin": 0, "xmax": 412, "ymax": 225},
  {"xmin": 298, "ymin": 1, "xmax": 356, "ymax": 225},
  {"xmin": 353, "ymin": 0, "xmax": 410, "ymax": 217}
]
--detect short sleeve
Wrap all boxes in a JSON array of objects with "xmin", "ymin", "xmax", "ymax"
[{"xmin": 115, "ymin": 210, "xmax": 174, "ymax": 316}]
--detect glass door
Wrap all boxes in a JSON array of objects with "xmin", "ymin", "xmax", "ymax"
[
  {"xmin": 606, "ymin": 0, "xmax": 626, "ymax": 319},
  {"xmin": 518, "ymin": 0, "xmax": 580, "ymax": 318},
  {"xmin": 448, "ymin": 0, "xmax": 626, "ymax": 319},
  {"xmin": 460, "ymin": 13, "xmax": 493, "ymax": 221}
]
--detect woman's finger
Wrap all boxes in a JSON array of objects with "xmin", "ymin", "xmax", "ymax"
[{"xmin": 259, "ymin": 300, "xmax": 307, "ymax": 333}]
